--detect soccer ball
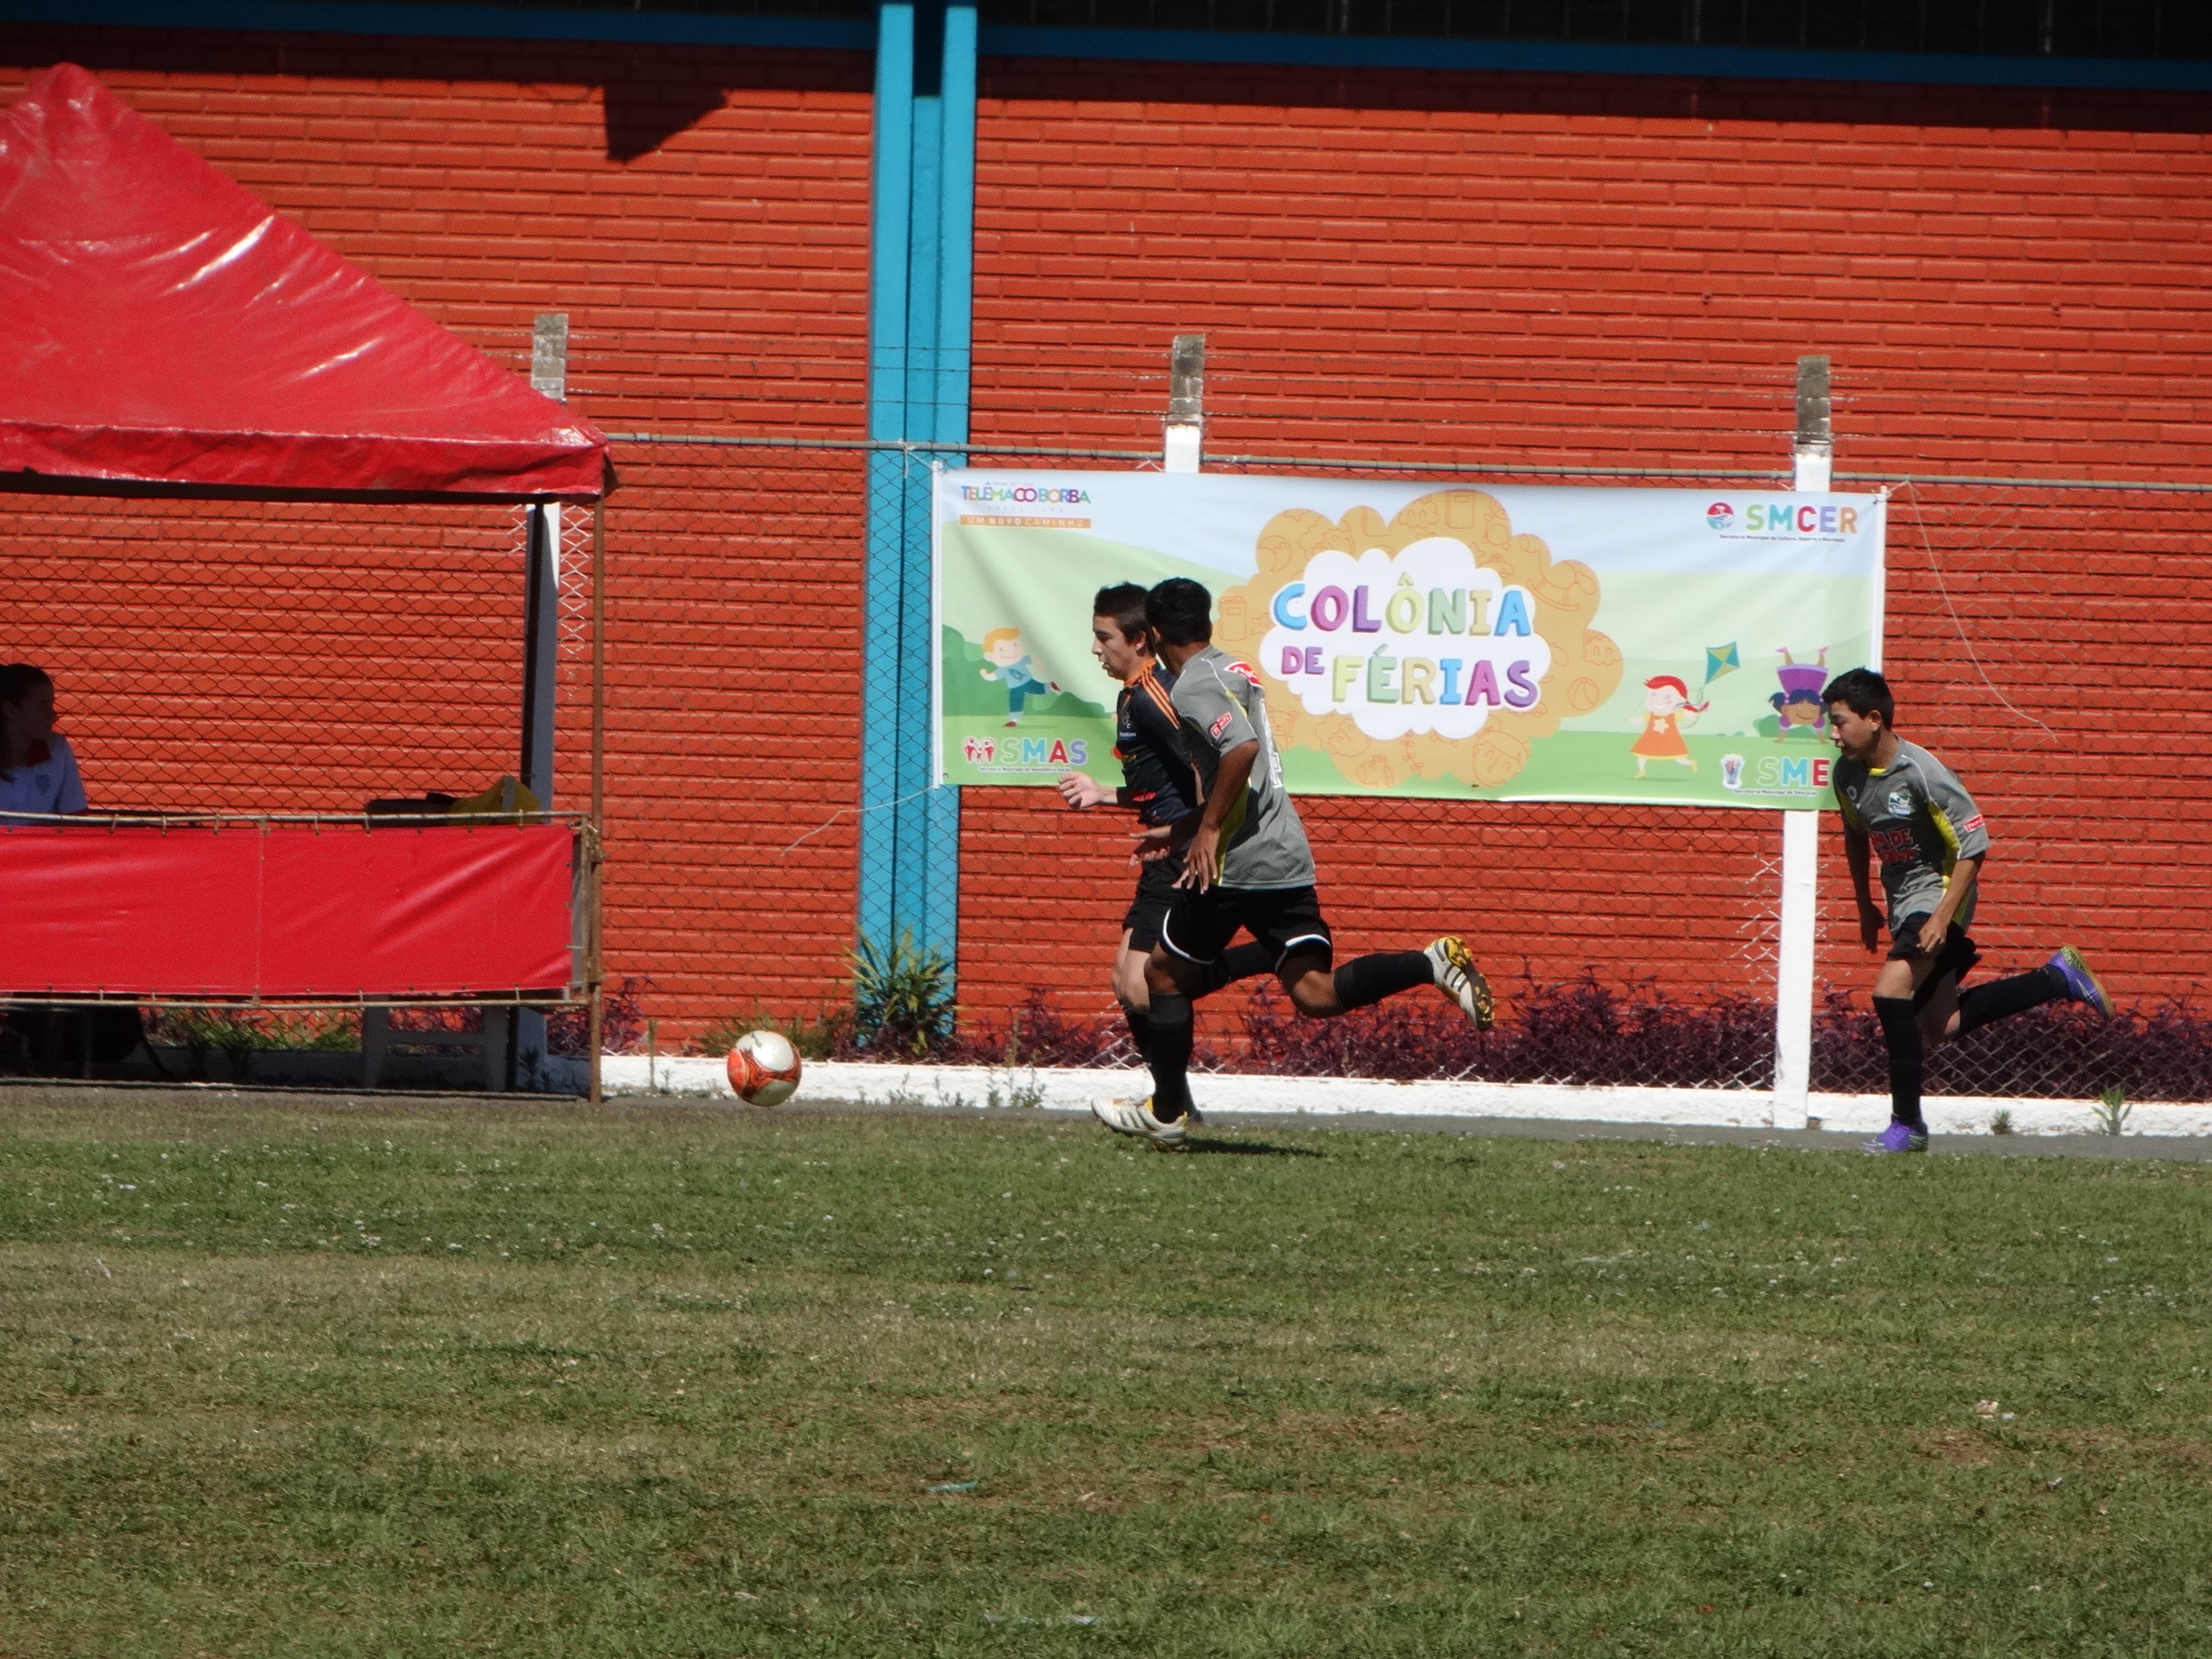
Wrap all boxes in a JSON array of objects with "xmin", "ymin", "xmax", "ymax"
[{"xmin": 726, "ymin": 1028, "xmax": 803, "ymax": 1107}]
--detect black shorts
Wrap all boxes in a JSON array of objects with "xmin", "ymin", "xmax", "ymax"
[
  {"xmin": 1121, "ymin": 853, "xmax": 1184, "ymax": 952},
  {"xmin": 1159, "ymin": 883, "xmax": 1333, "ymax": 970},
  {"xmin": 1889, "ymin": 913, "xmax": 1982, "ymax": 1008}
]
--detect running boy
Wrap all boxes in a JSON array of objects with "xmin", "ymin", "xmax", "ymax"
[
  {"xmin": 1825, "ymin": 667, "xmax": 2112, "ymax": 1154},
  {"xmin": 1056, "ymin": 583, "xmax": 1273, "ymax": 1065},
  {"xmin": 1091, "ymin": 578, "xmax": 1495, "ymax": 1150}
]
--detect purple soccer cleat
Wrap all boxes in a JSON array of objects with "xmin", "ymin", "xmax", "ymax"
[
  {"xmin": 2048, "ymin": 946, "xmax": 2114, "ymax": 1020},
  {"xmin": 1862, "ymin": 1120, "xmax": 1929, "ymax": 1155}
]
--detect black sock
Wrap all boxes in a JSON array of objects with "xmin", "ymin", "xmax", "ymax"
[
  {"xmin": 1955, "ymin": 965, "xmax": 2068, "ymax": 1037},
  {"xmin": 1332, "ymin": 950, "xmax": 1434, "ymax": 1012},
  {"xmin": 1144, "ymin": 992, "xmax": 1193, "ymax": 1121},
  {"xmin": 1122, "ymin": 1006, "xmax": 1151, "ymax": 1062},
  {"xmin": 1194, "ymin": 940, "xmax": 1275, "ymax": 998},
  {"xmin": 1871, "ymin": 995, "xmax": 1925, "ymax": 1131}
]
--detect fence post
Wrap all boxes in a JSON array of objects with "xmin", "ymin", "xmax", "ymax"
[
  {"xmin": 1163, "ymin": 334, "xmax": 1204, "ymax": 473},
  {"xmin": 1772, "ymin": 353, "xmax": 1834, "ymax": 1128},
  {"xmin": 518, "ymin": 312, "xmax": 568, "ymax": 1091}
]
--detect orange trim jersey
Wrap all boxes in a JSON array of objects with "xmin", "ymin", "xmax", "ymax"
[{"xmin": 1115, "ymin": 666, "xmax": 1201, "ymax": 827}]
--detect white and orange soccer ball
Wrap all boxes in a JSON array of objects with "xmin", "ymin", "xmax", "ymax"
[{"xmin": 726, "ymin": 1029, "xmax": 803, "ymax": 1107}]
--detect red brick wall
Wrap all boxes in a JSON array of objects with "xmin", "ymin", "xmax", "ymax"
[
  {"xmin": 963, "ymin": 61, "xmax": 2212, "ymax": 1028},
  {"xmin": 8, "ymin": 35, "xmax": 2209, "ymax": 1043},
  {"xmin": 1, "ymin": 28, "xmax": 875, "ymax": 1024}
]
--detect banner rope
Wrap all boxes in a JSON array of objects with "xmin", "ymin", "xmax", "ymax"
[
  {"xmin": 1893, "ymin": 480, "xmax": 2054, "ymax": 737},
  {"xmin": 777, "ymin": 784, "xmax": 947, "ymax": 859}
]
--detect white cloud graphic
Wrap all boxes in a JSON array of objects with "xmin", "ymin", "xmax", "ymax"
[{"xmin": 1256, "ymin": 537, "xmax": 1553, "ymax": 741}]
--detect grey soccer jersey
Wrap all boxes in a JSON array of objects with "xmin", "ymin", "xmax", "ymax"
[
  {"xmin": 1832, "ymin": 739, "xmax": 1991, "ymax": 928},
  {"xmin": 1168, "ymin": 644, "xmax": 1316, "ymax": 890}
]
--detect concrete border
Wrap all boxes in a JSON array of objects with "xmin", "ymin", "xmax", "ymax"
[{"xmin": 602, "ymin": 1056, "xmax": 2210, "ymax": 1138}]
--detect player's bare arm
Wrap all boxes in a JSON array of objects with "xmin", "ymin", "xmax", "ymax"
[
  {"xmin": 1131, "ymin": 803, "xmax": 1201, "ymax": 864},
  {"xmin": 1874, "ymin": 853, "xmax": 1984, "ymax": 999},
  {"xmin": 1179, "ymin": 738, "xmax": 1258, "ymax": 894},
  {"xmin": 1056, "ymin": 771, "xmax": 1125, "ymax": 810},
  {"xmin": 1918, "ymin": 853, "xmax": 1980, "ymax": 941},
  {"xmin": 1842, "ymin": 824, "xmax": 1883, "ymax": 951}
]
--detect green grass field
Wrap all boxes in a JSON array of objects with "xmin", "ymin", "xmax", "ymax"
[{"xmin": 3, "ymin": 1092, "xmax": 2209, "ymax": 1656}]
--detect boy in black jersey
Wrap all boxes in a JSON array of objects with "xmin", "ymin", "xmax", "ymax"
[
  {"xmin": 1057, "ymin": 584, "xmax": 1273, "ymax": 1066},
  {"xmin": 1825, "ymin": 668, "xmax": 2113, "ymax": 1153}
]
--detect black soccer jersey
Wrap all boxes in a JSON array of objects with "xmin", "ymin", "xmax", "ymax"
[{"xmin": 1117, "ymin": 667, "xmax": 1202, "ymax": 827}]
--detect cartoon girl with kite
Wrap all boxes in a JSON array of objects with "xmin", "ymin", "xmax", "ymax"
[{"xmin": 1632, "ymin": 672, "xmax": 1711, "ymax": 777}]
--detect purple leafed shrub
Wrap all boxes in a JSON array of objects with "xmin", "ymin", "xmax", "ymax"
[
  {"xmin": 1233, "ymin": 973, "xmax": 1775, "ymax": 1087},
  {"xmin": 931, "ymin": 989, "xmax": 1155, "ymax": 1069},
  {"xmin": 747, "ymin": 976, "xmax": 2212, "ymax": 1101},
  {"xmin": 545, "ymin": 977, "xmax": 649, "ymax": 1057},
  {"xmin": 1811, "ymin": 988, "xmax": 2212, "ymax": 1102},
  {"xmin": 387, "ymin": 1004, "xmax": 480, "ymax": 1034}
]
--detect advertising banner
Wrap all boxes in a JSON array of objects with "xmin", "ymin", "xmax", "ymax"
[{"xmin": 935, "ymin": 470, "xmax": 1883, "ymax": 809}]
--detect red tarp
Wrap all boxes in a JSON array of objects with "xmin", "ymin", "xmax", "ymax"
[
  {"xmin": 0, "ymin": 63, "xmax": 608, "ymax": 501},
  {"xmin": 0, "ymin": 820, "xmax": 579, "ymax": 997}
]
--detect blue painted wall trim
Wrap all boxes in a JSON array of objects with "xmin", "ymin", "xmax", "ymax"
[
  {"xmin": 10, "ymin": 1, "xmax": 2212, "ymax": 91},
  {"xmin": 859, "ymin": 1, "xmax": 970, "ymax": 975},
  {"xmin": 977, "ymin": 26, "xmax": 2212, "ymax": 90}
]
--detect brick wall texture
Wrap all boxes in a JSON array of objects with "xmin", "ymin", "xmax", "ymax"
[{"xmin": 7, "ymin": 31, "xmax": 2209, "ymax": 1046}]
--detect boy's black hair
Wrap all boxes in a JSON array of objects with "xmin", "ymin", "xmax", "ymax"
[
  {"xmin": 1092, "ymin": 582, "xmax": 1152, "ymax": 643},
  {"xmin": 1822, "ymin": 667, "xmax": 1895, "ymax": 729},
  {"xmin": 1144, "ymin": 578, "xmax": 1214, "ymax": 647}
]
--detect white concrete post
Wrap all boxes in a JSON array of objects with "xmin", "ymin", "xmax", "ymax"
[
  {"xmin": 1773, "ymin": 809, "xmax": 1819, "ymax": 1126},
  {"xmin": 1772, "ymin": 354, "xmax": 1833, "ymax": 1128},
  {"xmin": 1163, "ymin": 333, "xmax": 1203, "ymax": 474}
]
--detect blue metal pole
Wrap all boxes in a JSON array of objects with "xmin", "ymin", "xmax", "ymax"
[{"xmin": 860, "ymin": 1, "xmax": 973, "ymax": 973}]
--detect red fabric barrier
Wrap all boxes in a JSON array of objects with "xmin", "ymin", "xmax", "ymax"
[{"xmin": 0, "ymin": 820, "xmax": 577, "ymax": 997}]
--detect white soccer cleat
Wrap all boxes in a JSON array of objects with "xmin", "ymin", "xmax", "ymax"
[
  {"xmin": 1091, "ymin": 1094, "xmax": 1188, "ymax": 1151},
  {"xmin": 1425, "ymin": 935, "xmax": 1496, "ymax": 1031}
]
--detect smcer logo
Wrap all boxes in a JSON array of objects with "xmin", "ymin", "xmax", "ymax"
[{"xmin": 1706, "ymin": 501, "xmax": 1735, "ymax": 530}]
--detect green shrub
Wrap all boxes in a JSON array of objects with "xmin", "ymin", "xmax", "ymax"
[{"xmin": 849, "ymin": 929, "xmax": 956, "ymax": 1057}]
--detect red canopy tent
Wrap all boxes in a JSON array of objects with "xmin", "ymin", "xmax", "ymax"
[
  {"xmin": 0, "ymin": 64, "xmax": 613, "ymax": 1093},
  {"xmin": 0, "ymin": 61, "xmax": 608, "ymax": 500}
]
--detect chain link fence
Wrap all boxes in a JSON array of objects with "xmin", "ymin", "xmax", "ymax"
[
  {"xmin": 13, "ymin": 434, "xmax": 2208, "ymax": 1101},
  {"xmin": 9, "ymin": 492, "xmax": 556, "ymax": 813},
  {"xmin": 599, "ymin": 436, "xmax": 2210, "ymax": 1102}
]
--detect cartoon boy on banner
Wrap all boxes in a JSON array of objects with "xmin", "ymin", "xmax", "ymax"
[{"xmin": 979, "ymin": 626, "xmax": 1059, "ymax": 726}]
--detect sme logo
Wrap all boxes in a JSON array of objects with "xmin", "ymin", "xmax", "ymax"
[{"xmin": 1755, "ymin": 755, "xmax": 1832, "ymax": 789}]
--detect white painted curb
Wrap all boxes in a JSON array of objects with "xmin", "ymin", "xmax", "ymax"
[{"xmin": 599, "ymin": 1056, "xmax": 2211, "ymax": 1138}]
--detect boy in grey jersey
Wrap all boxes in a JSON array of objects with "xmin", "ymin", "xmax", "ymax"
[
  {"xmin": 1831, "ymin": 737, "xmax": 1989, "ymax": 936},
  {"xmin": 1161, "ymin": 642, "xmax": 1317, "ymax": 891},
  {"xmin": 1824, "ymin": 669, "xmax": 2113, "ymax": 1154},
  {"xmin": 1088, "ymin": 578, "xmax": 1497, "ymax": 1150}
]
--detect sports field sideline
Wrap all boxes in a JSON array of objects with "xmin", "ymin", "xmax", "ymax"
[{"xmin": 3, "ymin": 1087, "xmax": 2209, "ymax": 1656}]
